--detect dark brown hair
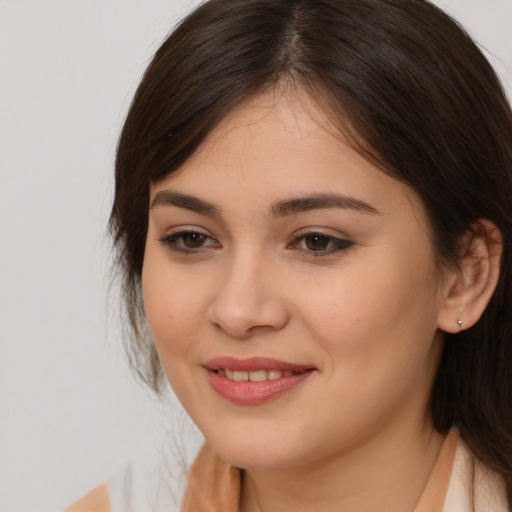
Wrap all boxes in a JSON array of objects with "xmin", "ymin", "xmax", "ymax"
[{"xmin": 110, "ymin": 0, "xmax": 512, "ymax": 495}]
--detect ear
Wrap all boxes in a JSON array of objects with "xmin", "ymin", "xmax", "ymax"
[{"xmin": 437, "ymin": 219, "xmax": 503, "ymax": 334}]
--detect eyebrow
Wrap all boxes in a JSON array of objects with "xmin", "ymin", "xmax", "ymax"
[
  {"xmin": 151, "ymin": 190, "xmax": 221, "ymax": 217},
  {"xmin": 151, "ymin": 190, "xmax": 380, "ymax": 218},
  {"xmin": 270, "ymin": 194, "xmax": 380, "ymax": 217}
]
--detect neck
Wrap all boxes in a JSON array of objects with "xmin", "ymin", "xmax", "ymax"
[{"xmin": 239, "ymin": 420, "xmax": 445, "ymax": 512}]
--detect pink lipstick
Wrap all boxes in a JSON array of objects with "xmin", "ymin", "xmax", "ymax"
[{"xmin": 204, "ymin": 357, "xmax": 315, "ymax": 405}]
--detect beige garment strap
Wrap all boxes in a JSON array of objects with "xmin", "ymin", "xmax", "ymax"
[
  {"xmin": 181, "ymin": 443, "xmax": 241, "ymax": 512},
  {"xmin": 64, "ymin": 483, "xmax": 111, "ymax": 512},
  {"xmin": 413, "ymin": 429, "xmax": 459, "ymax": 512}
]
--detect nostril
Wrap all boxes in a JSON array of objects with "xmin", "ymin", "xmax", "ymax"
[
  {"xmin": 208, "ymin": 297, "xmax": 290, "ymax": 338},
  {"xmin": 206, "ymin": 261, "xmax": 291, "ymax": 337}
]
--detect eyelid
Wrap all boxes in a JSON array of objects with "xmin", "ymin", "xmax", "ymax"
[
  {"xmin": 288, "ymin": 227, "xmax": 354, "ymax": 255},
  {"xmin": 162, "ymin": 225, "xmax": 212, "ymax": 236},
  {"xmin": 159, "ymin": 227, "xmax": 220, "ymax": 254},
  {"xmin": 157, "ymin": 226, "xmax": 353, "ymax": 257},
  {"xmin": 292, "ymin": 226, "xmax": 349, "ymax": 239}
]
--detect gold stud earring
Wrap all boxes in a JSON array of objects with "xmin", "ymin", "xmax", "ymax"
[{"xmin": 457, "ymin": 319, "xmax": 462, "ymax": 330}]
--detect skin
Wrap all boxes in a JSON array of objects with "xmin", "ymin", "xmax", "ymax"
[{"xmin": 142, "ymin": 90, "xmax": 453, "ymax": 512}]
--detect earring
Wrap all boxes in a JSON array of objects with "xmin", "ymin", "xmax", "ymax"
[{"xmin": 457, "ymin": 319, "xmax": 462, "ymax": 330}]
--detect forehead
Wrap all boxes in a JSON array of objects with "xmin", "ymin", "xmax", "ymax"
[{"xmin": 150, "ymin": 90, "xmax": 426, "ymax": 225}]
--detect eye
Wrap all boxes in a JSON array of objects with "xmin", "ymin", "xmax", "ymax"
[
  {"xmin": 180, "ymin": 232, "xmax": 207, "ymax": 248},
  {"xmin": 303, "ymin": 234, "xmax": 333, "ymax": 251},
  {"xmin": 159, "ymin": 230, "xmax": 220, "ymax": 253},
  {"xmin": 289, "ymin": 231, "xmax": 353, "ymax": 256}
]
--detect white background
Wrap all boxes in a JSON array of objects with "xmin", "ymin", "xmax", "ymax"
[{"xmin": 1, "ymin": 1, "xmax": 510, "ymax": 510}]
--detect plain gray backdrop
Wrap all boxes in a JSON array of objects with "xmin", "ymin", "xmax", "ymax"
[{"xmin": 1, "ymin": 1, "xmax": 510, "ymax": 510}]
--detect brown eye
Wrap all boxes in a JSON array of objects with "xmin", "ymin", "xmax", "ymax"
[
  {"xmin": 160, "ymin": 230, "xmax": 219, "ymax": 254},
  {"xmin": 304, "ymin": 234, "xmax": 331, "ymax": 251},
  {"xmin": 182, "ymin": 232, "xmax": 207, "ymax": 248},
  {"xmin": 288, "ymin": 232, "xmax": 354, "ymax": 256}
]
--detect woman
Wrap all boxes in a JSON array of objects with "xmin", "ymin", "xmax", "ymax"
[{"xmin": 67, "ymin": 0, "xmax": 512, "ymax": 510}]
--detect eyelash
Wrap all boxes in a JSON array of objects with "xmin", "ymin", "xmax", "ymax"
[
  {"xmin": 159, "ymin": 230, "xmax": 354, "ymax": 257},
  {"xmin": 159, "ymin": 230, "xmax": 220, "ymax": 255},
  {"xmin": 288, "ymin": 230, "xmax": 354, "ymax": 256}
]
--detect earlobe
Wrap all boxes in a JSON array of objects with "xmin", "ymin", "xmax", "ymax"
[{"xmin": 437, "ymin": 219, "xmax": 503, "ymax": 334}]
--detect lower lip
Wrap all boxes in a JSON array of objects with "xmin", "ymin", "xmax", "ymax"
[{"xmin": 207, "ymin": 370, "xmax": 314, "ymax": 405}]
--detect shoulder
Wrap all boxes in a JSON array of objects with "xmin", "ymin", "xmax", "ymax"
[
  {"xmin": 444, "ymin": 437, "xmax": 509, "ymax": 512},
  {"xmin": 64, "ymin": 483, "xmax": 110, "ymax": 512}
]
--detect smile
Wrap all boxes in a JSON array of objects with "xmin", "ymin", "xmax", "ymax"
[
  {"xmin": 216, "ymin": 369, "xmax": 298, "ymax": 381},
  {"xmin": 204, "ymin": 357, "xmax": 316, "ymax": 404}
]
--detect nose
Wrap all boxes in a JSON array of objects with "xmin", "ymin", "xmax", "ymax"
[{"xmin": 207, "ymin": 251, "xmax": 290, "ymax": 339}]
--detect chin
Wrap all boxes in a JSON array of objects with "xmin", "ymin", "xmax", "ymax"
[
  {"xmin": 201, "ymin": 422, "xmax": 306, "ymax": 470},
  {"xmin": 216, "ymin": 444, "xmax": 298, "ymax": 471}
]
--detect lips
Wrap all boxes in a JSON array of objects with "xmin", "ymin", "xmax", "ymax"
[{"xmin": 204, "ymin": 357, "xmax": 316, "ymax": 404}]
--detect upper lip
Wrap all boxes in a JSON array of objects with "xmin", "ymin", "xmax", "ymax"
[{"xmin": 203, "ymin": 356, "xmax": 315, "ymax": 372}]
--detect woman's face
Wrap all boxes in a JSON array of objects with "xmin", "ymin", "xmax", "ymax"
[{"xmin": 142, "ymin": 91, "xmax": 448, "ymax": 471}]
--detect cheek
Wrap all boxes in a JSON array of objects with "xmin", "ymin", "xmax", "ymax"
[
  {"xmin": 141, "ymin": 256, "xmax": 213, "ymax": 407},
  {"xmin": 299, "ymin": 251, "xmax": 441, "ymax": 371},
  {"xmin": 295, "ymin": 264, "xmax": 442, "ymax": 442},
  {"xmin": 141, "ymin": 249, "xmax": 209, "ymax": 360}
]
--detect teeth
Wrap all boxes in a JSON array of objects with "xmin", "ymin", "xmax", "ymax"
[
  {"xmin": 249, "ymin": 370, "xmax": 267, "ymax": 382},
  {"xmin": 233, "ymin": 370, "xmax": 249, "ymax": 381},
  {"xmin": 217, "ymin": 368, "xmax": 298, "ymax": 381},
  {"xmin": 267, "ymin": 369, "xmax": 282, "ymax": 380}
]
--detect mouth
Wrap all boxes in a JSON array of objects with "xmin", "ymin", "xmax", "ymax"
[
  {"xmin": 204, "ymin": 357, "xmax": 316, "ymax": 404},
  {"xmin": 215, "ymin": 368, "xmax": 301, "ymax": 381}
]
